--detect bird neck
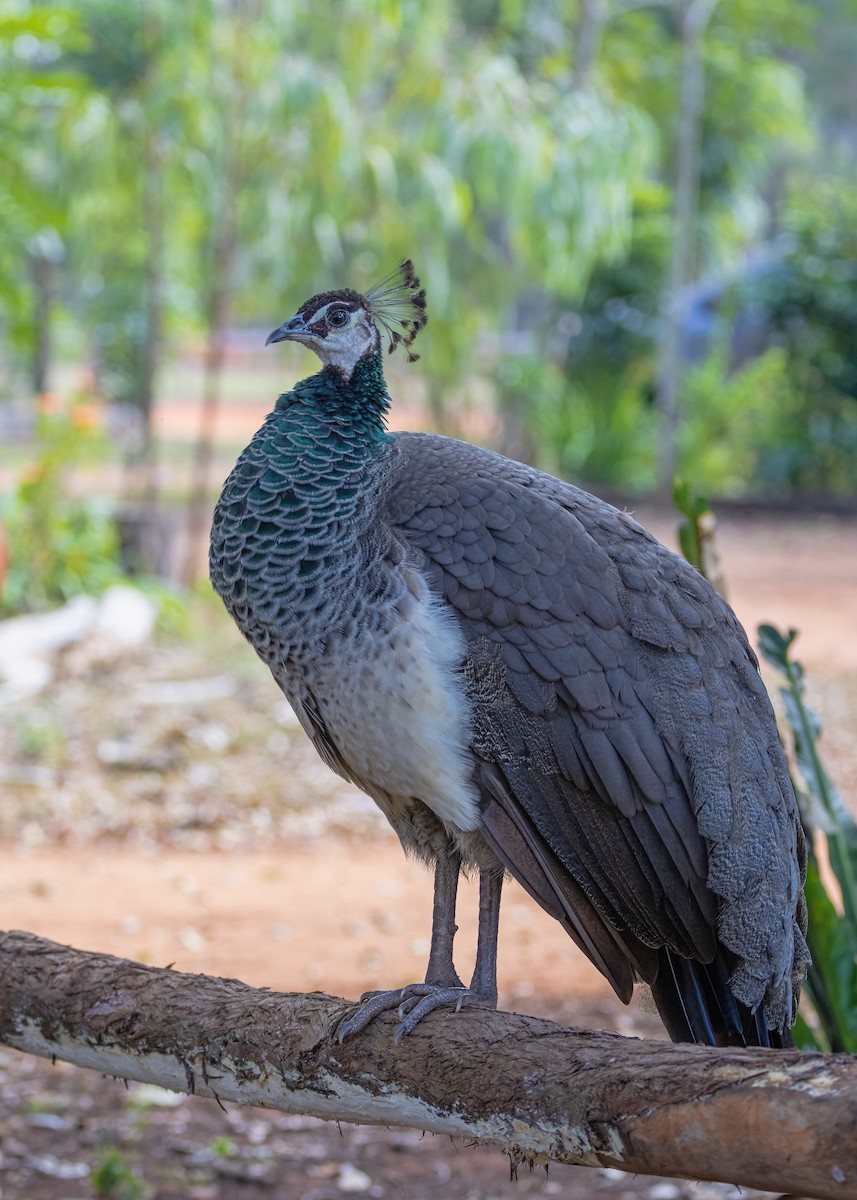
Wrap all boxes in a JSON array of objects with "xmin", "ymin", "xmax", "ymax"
[
  {"xmin": 277, "ymin": 350, "xmax": 391, "ymax": 442},
  {"xmin": 210, "ymin": 347, "xmax": 396, "ymax": 652}
]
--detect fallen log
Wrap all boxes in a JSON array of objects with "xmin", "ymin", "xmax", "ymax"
[{"xmin": 0, "ymin": 930, "xmax": 854, "ymax": 1198}]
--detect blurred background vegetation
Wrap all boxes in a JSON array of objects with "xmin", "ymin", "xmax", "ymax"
[{"xmin": 2, "ymin": 0, "xmax": 857, "ymax": 606}]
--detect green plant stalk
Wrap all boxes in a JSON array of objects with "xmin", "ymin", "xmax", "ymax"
[
  {"xmin": 672, "ymin": 477, "xmax": 727, "ymax": 597},
  {"xmin": 799, "ymin": 844, "xmax": 854, "ymax": 1052},
  {"xmin": 762, "ymin": 627, "xmax": 857, "ymax": 932},
  {"xmin": 757, "ymin": 625, "xmax": 857, "ymax": 1054}
]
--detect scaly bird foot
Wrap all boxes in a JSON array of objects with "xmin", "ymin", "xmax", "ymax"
[{"xmin": 336, "ymin": 982, "xmax": 493, "ymax": 1042}]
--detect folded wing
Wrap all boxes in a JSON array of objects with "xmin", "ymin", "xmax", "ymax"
[{"xmin": 387, "ymin": 432, "xmax": 808, "ymax": 1043}]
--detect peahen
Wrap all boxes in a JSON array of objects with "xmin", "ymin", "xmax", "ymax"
[{"xmin": 210, "ymin": 261, "xmax": 809, "ymax": 1047}]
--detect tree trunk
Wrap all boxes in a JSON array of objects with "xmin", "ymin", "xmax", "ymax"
[
  {"xmin": 138, "ymin": 123, "xmax": 166, "ymax": 494},
  {"xmin": 180, "ymin": 0, "xmax": 262, "ymax": 584},
  {"xmin": 572, "ymin": 0, "xmax": 609, "ymax": 91},
  {"xmin": 1, "ymin": 930, "xmax": 855, "ymax": 1198},
  {"xmin": 182, "ymin": 241, "xmax": 234, "ymax": 584},
  {"xmin": 181, "ymin": 107, "xmax": 242, "ymax": 585},
  {"xmin": 655, "ymin": 0, "xmax": 719, "ymax": 496},
  {"xmin": 30, "ymin": 253, "xmax": 53, "ymax": 397}
]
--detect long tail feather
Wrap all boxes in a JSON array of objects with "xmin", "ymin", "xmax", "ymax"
[{"xmin": 652, "ymin": 948, "xmax": 791, "ymax": 1048}]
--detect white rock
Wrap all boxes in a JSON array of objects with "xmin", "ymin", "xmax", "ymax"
[
  {"xmin": 0, "ymin": 595, "xmax": 97, "ymax": 658},
  {"xmin": 0, "ymin": 587, "xmax": 156, "ymax": 704},
  {"xmin": 137, "ymin": 675, "xmax": 237, "ymax": 706},
  {"xmin": 94, "ymin": 585, "xmax": 157, "ymax": 648},
  {"xmin": 337, "ymin": 1163, "xmax": 372, "ymax": 1193},
  {"xmin": 0, "ymin": 596, "xmax": 97, "ymax": 701}
]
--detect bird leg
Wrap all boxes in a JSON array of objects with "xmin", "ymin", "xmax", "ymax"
[
  {"xmin": 424, "ymin": 843, "xmax": 466, "ymax": 989},
  {"xmin": 336, "ymin": 852, "xmax": 503, "ymax": 1042},
  {"xmin": 470, "ymin": 866, "xmax": 502, "ymax": 1003},
  {"xmin": 336, "ymin": 844, "xmax": 462, "ymax": 1041},
  {"xmin": 390, "ymin": 867, "xmax": 503, "ymax": 1038}
]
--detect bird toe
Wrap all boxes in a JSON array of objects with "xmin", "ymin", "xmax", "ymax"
[
  {"xmin": 336, "ymin": 981, "xmax": 492, "ymax": 1041},
  {"xmin": 337, "ymin": 984, "xmax": 423, "ymax": 1041}
]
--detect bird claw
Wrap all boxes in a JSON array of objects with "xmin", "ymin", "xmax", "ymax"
[
  {"xmin": 392, "ymin": 985, "xmax": 475, "ymax": 1041},
  {"xmin": 336, "ymin": 985, "xmax": 416, "ymax": 1041},
  {"xmin": 397, "ymin": 995, "xmax": 419, "ymax": 1019},
  {"xmin": 336, "ymin": 982, "xmax": 477, "ymax": 1042}
]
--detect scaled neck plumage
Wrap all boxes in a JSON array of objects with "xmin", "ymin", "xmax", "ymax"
[{"xmin": 276, "ymin": 350, "xmax": 392, "ymax": 441}]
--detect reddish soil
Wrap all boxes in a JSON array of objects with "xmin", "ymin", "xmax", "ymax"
[{"xmin": 2, "ymin": 845, "xmax": 613, "ymax": 1009}]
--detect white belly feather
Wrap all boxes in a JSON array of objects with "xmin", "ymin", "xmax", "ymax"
[{"xmin": 307, "ymin": 566, "xmax": 479, "ymax": 832}]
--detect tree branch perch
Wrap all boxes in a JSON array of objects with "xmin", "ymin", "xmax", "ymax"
[{"xmin": 1, "ymin": 931, "xmax": 855, "ymax": 1198}]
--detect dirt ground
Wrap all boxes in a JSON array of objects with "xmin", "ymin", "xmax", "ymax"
[{"xmin": 1, "ymin": 508, "xmax": 856, "ymax": 1199}]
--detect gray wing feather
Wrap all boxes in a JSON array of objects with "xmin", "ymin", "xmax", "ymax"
[{"xmin": 386, "ymin": 432, "xmax": 808, "ymax": 1028}]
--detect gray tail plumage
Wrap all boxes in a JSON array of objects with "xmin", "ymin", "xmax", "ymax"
[{"xmin": 652, "ymin": 947, "xmax": 792, "ymax": 1049}]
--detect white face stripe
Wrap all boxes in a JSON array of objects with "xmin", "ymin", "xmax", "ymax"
[{"xmin": 307, "ymin": 301, "xmax": 354, "ymax": 328}]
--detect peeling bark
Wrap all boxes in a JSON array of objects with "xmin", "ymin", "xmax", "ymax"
[{"xmin": 1, "ymin": 931, "xmax": 855, "ymax": 1198}]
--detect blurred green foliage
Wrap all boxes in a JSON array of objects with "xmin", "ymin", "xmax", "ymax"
[
  {"xmin": 90, "ymin": 1147, "xmax": 146, "ymax": 1200},
  {"xmin": 0, "ymin": 403, "xmax": 124, "ymax": 613},
  {"xmin": 557, "ymin": 174, "xmax": 857, "ymax": 495},
  {"xmin": 672, "ymin": 478, "xmax": 711, "ymax": 574},
  {"xmin": 529, "ymin": 352, "xmax": 661, "ymax": 491},
  {"xmin": 1, "ymin": 0, "xmax": 646, "ymax": 410},
  {"xmin": 2, "ymin": 0, "xmax": 857, "ymax": 501},
  {"xmin": 671, "ymin": 476, "xmax": 729, "ymax": 596},
  {"xmin": 734, "ymin": 180, "xmax": 857, "ymax": 492},
  {"xmin": 679, "ymin": 348, "xmax": 799, "ymax": 495}
]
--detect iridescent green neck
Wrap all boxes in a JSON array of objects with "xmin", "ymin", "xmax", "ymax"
[
  {"xmin": 276, "ymin": 350, "xmax": 391, "ymax": 440},
  {"xmin": 210, "ymin": 346, "xmax": 396, "ymax": 645}
]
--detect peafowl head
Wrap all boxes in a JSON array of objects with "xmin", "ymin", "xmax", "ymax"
[{"xmin": 266, "ymin": 259, "xmax": 428, "ymax": 379}]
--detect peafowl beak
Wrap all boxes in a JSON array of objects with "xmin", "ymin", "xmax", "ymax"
[{"xmin": 265, "ymin": 313, "xmax": 311, "ymax": 346}]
